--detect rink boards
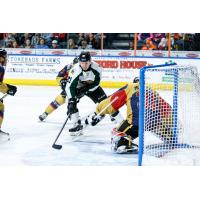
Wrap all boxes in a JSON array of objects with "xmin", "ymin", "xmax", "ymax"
[{"xmin": 4, "ymin": 53, "xmax": 200, "ymax": 88}]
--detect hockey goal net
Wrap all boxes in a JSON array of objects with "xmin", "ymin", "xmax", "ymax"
[{"xmin": 138, "ymin": 63, "xmax": 200, "ymax": 165}]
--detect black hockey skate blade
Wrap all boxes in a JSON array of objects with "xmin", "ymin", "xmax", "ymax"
[{"xmin": 52, "ymin": 144, "xmax": 62, "ymax": 150}]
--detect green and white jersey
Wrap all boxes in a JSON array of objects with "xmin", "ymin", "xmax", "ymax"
[{"xmin": 66, "ymin": 61, "xmax": 102, "ymax": 98}]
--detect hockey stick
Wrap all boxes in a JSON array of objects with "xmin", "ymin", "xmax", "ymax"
[
  {"xmin": 0, "ymin": 94, "xmax": 8, "ymax": 101},
  {"xmin": 52, "ymin": 114, "xmax": 70, "ymax": 150},
  {"xmin": 94, "ymin": 96, "xmax": 119, "ymax": 119}
]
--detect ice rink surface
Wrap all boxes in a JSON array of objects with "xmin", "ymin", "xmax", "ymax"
[{"xmin": 0, "ymin": 86, "xmax": 138, "ymax": 166}]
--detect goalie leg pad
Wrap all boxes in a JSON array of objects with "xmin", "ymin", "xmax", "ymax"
[{"xmin": 111, "ymin": 128, "xmax": 138, "ymax": 154}]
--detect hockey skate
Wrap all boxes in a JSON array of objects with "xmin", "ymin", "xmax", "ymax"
[
  {"xmin": 113, "ymin": 143, "xmax": 138, "ymax": 154},
  {"xmin": 39, "ymin": 112, "xmax": 48, "ymax": 121},
  {"xmin": 0, "ymin": 129, "xmax": 10, "ymax": 141},
  {"xmin": 111, "ymin": 129, "xmax": 138, "ymax": 154},
  {"xmin": 69, "ymin": 120, "xmax": 83, "ymax": 137}
]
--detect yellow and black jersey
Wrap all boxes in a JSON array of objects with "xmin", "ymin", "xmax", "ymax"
[
  {"xmin": 56, "ymin": 63, "xmax": 74, "ymax": 85},
  {"xmin": 96, "ymin": 82, "xmax": 172, "ymax": 127},
  {"xmin": 0, "ymin": 65, "xmax": 8, "ymax": 94}
]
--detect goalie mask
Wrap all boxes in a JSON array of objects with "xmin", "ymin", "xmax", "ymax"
[{"xmin": 133, "ymin": 76, "xmax": 139, "ymax": 83}]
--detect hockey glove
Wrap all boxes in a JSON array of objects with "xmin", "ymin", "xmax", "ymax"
[
  {"xmin": 60, "ymin": 79, "xmax": 67, "ymax": 91},
  {"xmin": 6, "ymin": 84, "xmax": 17, "ymax": 96},
  {"xmin": 76, "ymin": 87, "xmax": 89, "ymax": 99},
  {"xmin": 85, "ymin": 112, "xmax": 104, "ymax": 126},
  {"xmin": 67, "ymin": 98, "xmax": 78, "ymax": 116},
  {"xmin": 60, "ymin": 90, "xmax": 67, "ymax": 97}
]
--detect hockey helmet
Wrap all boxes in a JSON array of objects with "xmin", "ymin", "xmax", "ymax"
[
  {"xmin": 133, "ymin": 77, "xmax": 139, "ymax": 83},
  {"xmin": 79, "ymin": 51, "xmax": 91, "ymax": 62},
  {"xmin": 73, "ymin": 57, "xmax": 79, "ymax": 65},
  {"xmin": 0, "ymin": 49, "xmax": 7, "ymax": 58}
]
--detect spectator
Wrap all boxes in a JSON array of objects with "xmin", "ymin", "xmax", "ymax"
[
  {"xmin": 19, "ymin": 33, "xmax": 32, "ymax": 46},
  {"xmin": 86, "ymin": 33, "xmax": 100, "ymax": 49},
  {"xmin": 137, "ymin": 33, "xmax": 152, "ymax": 42},
  {"xmin": 23, "ymin": 38, "xmax": 33, "ymax": 48},
  {"xmin": 31, "ymin": 33, "xmax": 41, "ymax": 47},
  {"xmin": 182, "ymin": 33, "xmax": 194, "ymax": 51},
  {"xmin": 78, "ymin": 40, "xmax": 88, "ymax": 49},
  {"xmin": 0, "ymin": 34, "xmax": 5, "ymax": 48},
  {"xmin": 145, "ymin": 38, "xmax": 157, "ymax": 50},
  {"xmin": 158, "ymin": 34, "xmax": 174, "ymax": 50},
  {"xmin": 151, "ymin": 33, "xmax": 165, "ymax": 46},
  {"xmin": 40, "ymin": 33, "xmax": 53, "ymax": 45},
  {"xmin": 129, "ymin": 41, "xmax": 134, "ymax": 50},
  {"xmin": 172, "ymin": 33, "xmax": 184, "ymax": 50},
  {"xmin": 67, "ymin": 38, "xmax": 77, "ymax": 49},
  {"xmin": 11, "ymin": 40, "xmax": 20, "ymax": 48},
  {"xmin": 35, "ymin": 37, "xmax": 49, "ymax": 49},
  {"xmin": 53, "ymin": 33, "xmax": 67, "ymax": 43},
  {"xmin": 94, "ymin": 33, "xmax": 101, "ymax": 48},
  {"xmin": 4, "ymin": 33, "xmax": 16, "ymax": 47},
  {"xmin": 51, "ymin": 40, "xmax": 59, "ymax": 49},
  {"xmin": 68, "ymin": 33, "xmax": 79, "ymax": 44},
  {"xmin": 76, "ymin": 33, "xmax": 85, "ymax": 46}
]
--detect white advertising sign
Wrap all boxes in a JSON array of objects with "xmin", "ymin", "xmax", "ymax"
[
  {"xmin": 4, "ymin": 50, "xmax": 200, "ymax": 85},
  {"xmin": 5, "ymin": 55, "xmax": 73, "ymax": 80}
]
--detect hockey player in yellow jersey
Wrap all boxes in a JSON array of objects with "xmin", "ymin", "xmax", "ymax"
[
  {"xmin": 84, "ymin": 77, "xmax": 173, "ymax": 153},
  {"xmin": 85, "ymin": 78, "xmax": 140, "ymax": 153},
  {"xmin": 38, "ymin": 57, "xmax": 79, "ymax": 121},
  {"xmin": 0, "ymin": 49, "xmax": 17, "ymax": 137}
]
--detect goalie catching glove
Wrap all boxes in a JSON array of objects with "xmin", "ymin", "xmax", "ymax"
[{"xmin": 6, "ymin": 84, "xmax": 17, "ymax": 96}]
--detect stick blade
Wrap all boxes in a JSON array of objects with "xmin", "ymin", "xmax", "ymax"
[{"xmin": 52, "ymin": 144, "xmax": 62, "ymax": 150}]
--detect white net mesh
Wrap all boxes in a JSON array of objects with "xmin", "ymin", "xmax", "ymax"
[{"xmin": 141, "ymin": 65, "xmax": 200, "ymax": 165}]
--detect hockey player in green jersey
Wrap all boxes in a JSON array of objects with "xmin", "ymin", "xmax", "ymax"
[{"xmin": 65, "ymin": 51, "xmax": 123, "ymax": 135}]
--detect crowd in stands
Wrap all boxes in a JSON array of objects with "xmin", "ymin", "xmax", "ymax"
[
  {"xmin": 136, "ymin": 33, "xmax": 196, "ymax": 51},
  {"xmin": 0, "ymin": 33, "xmax": 199, "ymax": 51},
  {"xmin": 0, "ymin": 33, "xmax": 101, "ymax": 50}
]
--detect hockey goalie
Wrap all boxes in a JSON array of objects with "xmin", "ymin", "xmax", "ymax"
[{"xmin": 83, "ymin": 77, "xmax": 173, "ymax": 154}]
